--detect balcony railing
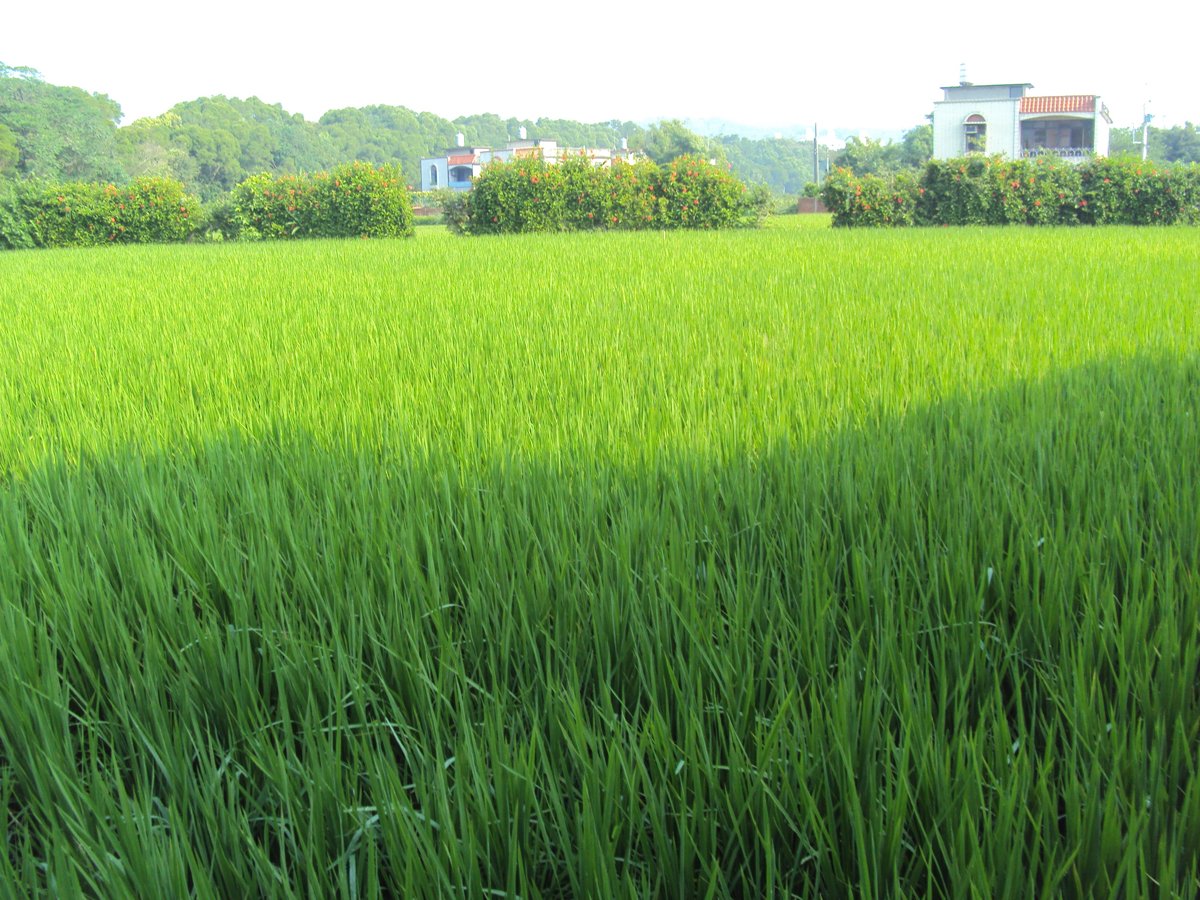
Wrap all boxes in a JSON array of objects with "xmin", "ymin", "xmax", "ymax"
[{"xmin": 1021, "ymin": 147, "xmax": 1092, "ymax": 159}]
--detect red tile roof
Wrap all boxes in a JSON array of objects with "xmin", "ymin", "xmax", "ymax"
[
  {"xmin": 1020, "ymin": 95, "xmax": 1095, "ymax": 115},
  {"xmin": 448, "ymin": 154, "xmax": 477, "ymax": 165}
]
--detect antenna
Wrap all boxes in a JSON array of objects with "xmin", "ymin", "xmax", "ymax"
[{"xmin": 959, "ymin": 63, "xmax": 969, "ymax": 86}]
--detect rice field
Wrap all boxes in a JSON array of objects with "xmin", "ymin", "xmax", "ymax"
[{"xmin": 1, "ymin": 218, "xmax": 1198, "ymax": 896}]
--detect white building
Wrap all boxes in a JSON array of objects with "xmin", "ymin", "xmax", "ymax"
[
  {"xmin": 420, "ymin": 136, "xmax": 641, "ymax": 192},
  {"xmin": 932, "ymin": 82, "xmax": 1112, "ymax": 162}
]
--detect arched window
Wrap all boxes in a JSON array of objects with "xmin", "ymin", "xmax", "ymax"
[
  {"xmin": 429, "ymin": 165, "xmax": 438, "ymax": 187},
  {"xmin": 964, "ymin": 114, "xmax": 987, "ymax": 153}
]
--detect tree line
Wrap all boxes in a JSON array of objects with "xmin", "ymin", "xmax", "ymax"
[
  {"xmin": 3, "ymin": 63, "xmax": 1197, "ymax": 200},
  {"xmin": 0, "ymin": 64, "xmax": 831, "ymax": 198}
]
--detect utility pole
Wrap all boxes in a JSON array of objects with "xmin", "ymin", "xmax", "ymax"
[
  {"xmin": 813, "ymin": 122, "xmax": 819, "ymax": 185},
  {"xmin": 1141, "ymin": 105, "xmax": 1152, "ymax": 162}
]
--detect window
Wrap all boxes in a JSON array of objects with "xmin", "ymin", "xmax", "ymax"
[
  {"xmin": 963, "ymin": 114, "xmax": 987, "ymax": 153},
  {"xmin": 449, "ymin": 166, "xmax": 474, "ymax": 183},
  {"xmin": 429, "ymin": 165, "xmax": 438, "ymax": 187}
]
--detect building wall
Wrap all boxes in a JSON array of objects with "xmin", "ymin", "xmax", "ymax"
[
  {"xmin": 421, "ymin": 142, "xmax": 643, "ymax": 190},
  {"xmin": 933, "ymin": 97, "xmax": 1020, "ymax": 159},
  {"xmin": 419, "ymin": 158, "xmax": 448, "ymax": 192}
]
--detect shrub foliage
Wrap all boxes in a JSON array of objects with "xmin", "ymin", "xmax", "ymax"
[
  {"xmin": 229, "ymin": 162, "xmax": 414, "ymax": 241},
  {"xmin": 450, "ymin": 154, "xmax": 769, "ymax": 235},
  {"xmin": 5, "ymin": 178, "xmax": 200, "ymax": 248},
  {"xmin": 822, "ymin": 156, "xmax": 1200, "ymax": 227}
]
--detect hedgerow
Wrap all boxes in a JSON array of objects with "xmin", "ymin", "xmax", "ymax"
[
  {"xmin": 823, "ymin": 156, "xmax": 1200, "ymax": 227},
  {"xmin": 5, "ymin": 178, "xmax": 200, "ymax": 248},
  {"xmin": 450, "ymin": 154, "xmax": 768, "ymax": 235},
  {"xmin": 230, "ymin": 162, "xmax": 413, "ymax": 241}
]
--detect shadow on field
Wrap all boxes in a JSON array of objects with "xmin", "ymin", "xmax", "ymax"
[{"xmin": 1, "ymin": 355, "xmax": 1198, "ymax": 898}]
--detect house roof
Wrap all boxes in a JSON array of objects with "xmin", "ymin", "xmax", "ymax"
[
  {"xmin": 1020, "ymin": 95, "xmax": 1095, "ymax": 115},
  {"xmin": 447, "ymin": 154, "xmax": 477, "ymax": 165},
  {"xmin": 940, "ymin": 82, "xmax": 1033, "ymax": 91}
]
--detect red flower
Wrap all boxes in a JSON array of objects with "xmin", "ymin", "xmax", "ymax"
[{"xmin": 1079, "ymin": 199, "xmax": 1088, "ymax": 207}]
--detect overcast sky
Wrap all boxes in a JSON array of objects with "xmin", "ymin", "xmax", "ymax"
[{"xmin": 3, "ymin": 1, "xmax": 1197, "ymax": 131}]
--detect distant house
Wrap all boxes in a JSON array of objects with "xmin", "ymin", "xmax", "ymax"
[
  {"xmin": 420, "ymin": 135, "xmax": 641, "ymax": 192},
  {"xmin": 932, "ymin": 82, "xmax": 1112, "ymax": 162}
]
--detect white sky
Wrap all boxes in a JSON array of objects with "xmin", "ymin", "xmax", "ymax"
[{"xmin": 3, "ymin": 1, "xmax": 1197, "ymax": 131}]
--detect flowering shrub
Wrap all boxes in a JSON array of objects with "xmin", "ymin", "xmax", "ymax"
[
  {"xmin": 917, "ymin": 157, "xmax": 1081, "ymax": 226},
  {"xmin": 230, "ymin": 162, "xmax": 413, "ymax": 241},
  {"xmin": 823, "ymin": 156, "xmax": 1199, "ymax": 227},
  {"xmin": 451, "ymin": 154, "xmax": 767, "ymax": 235},
  {"xmin": 821, "ymin": 168, "xmax": 916, "ymax": 227},
  {"xmin": 15, "ymin": 178, "xmax": 200, "ymax": 248},
  {"xmin": 1078, "ymin": 158, "xmax": 1200, "ymax": 225}
]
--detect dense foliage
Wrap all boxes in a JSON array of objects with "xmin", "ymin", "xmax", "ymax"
[
  {"xmin": 829, "ymin": 126, "xmax": 933, "ymax": 176},
  {"xmin": 822, "ymin": 155, "xmax": 1200, "ymax": 227},
  {"xmin": 0, "ymin": 65, "xmax": 880, "ymax": 200},
  {"xmin": 0, "ymin": 63, "xmax": 126, "ymax": 184},
  {"xmin": 1109, "ymin": 121, "xmax": 1200, "ymax": 164},
  {"xmin": 0, "ymin": 224, "xmax": 1198, "ymax": 895},
  {"xmin": 229, "ymin": 162, "xmax": 413, "ymax": 241},
  {"xmin": 1, "ymin": 177, "xmax": 199, "ymax": 248},
  {"xmin": 452, "ymin": 154, "xmax": 768, "ymax": 235}
]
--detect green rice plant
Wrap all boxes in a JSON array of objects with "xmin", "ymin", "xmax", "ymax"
[{"xmin": 0, "ymin": 220, "xmax": 1198, "ymax": 896}]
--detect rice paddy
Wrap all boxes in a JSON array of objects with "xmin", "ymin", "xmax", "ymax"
[{"xmin": 1, "ymin": 218, "xmax": 1198, "ymax": 896}]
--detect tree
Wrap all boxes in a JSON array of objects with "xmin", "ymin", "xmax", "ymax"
[
  {"xmin": 637, "ymin": 120, "xmax": 719, "ymax": 165},
  {"xmin": 0, "ymin": 65, "xmax": 126, "ymax": 182},
  {"xmin": 0, "ymin": 123, "xmax": 17, "ymax": 176},
  {"xmin": 899, "ymin": 124, "xmax": 932, "ymax": 169},
  {"xmin": 832, "ymin": 136, "xmax": 894, "ymax": 176},
  {"xmin": 1159, "ymin": 122, "xmax": 1200, "ymax": 164}
]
